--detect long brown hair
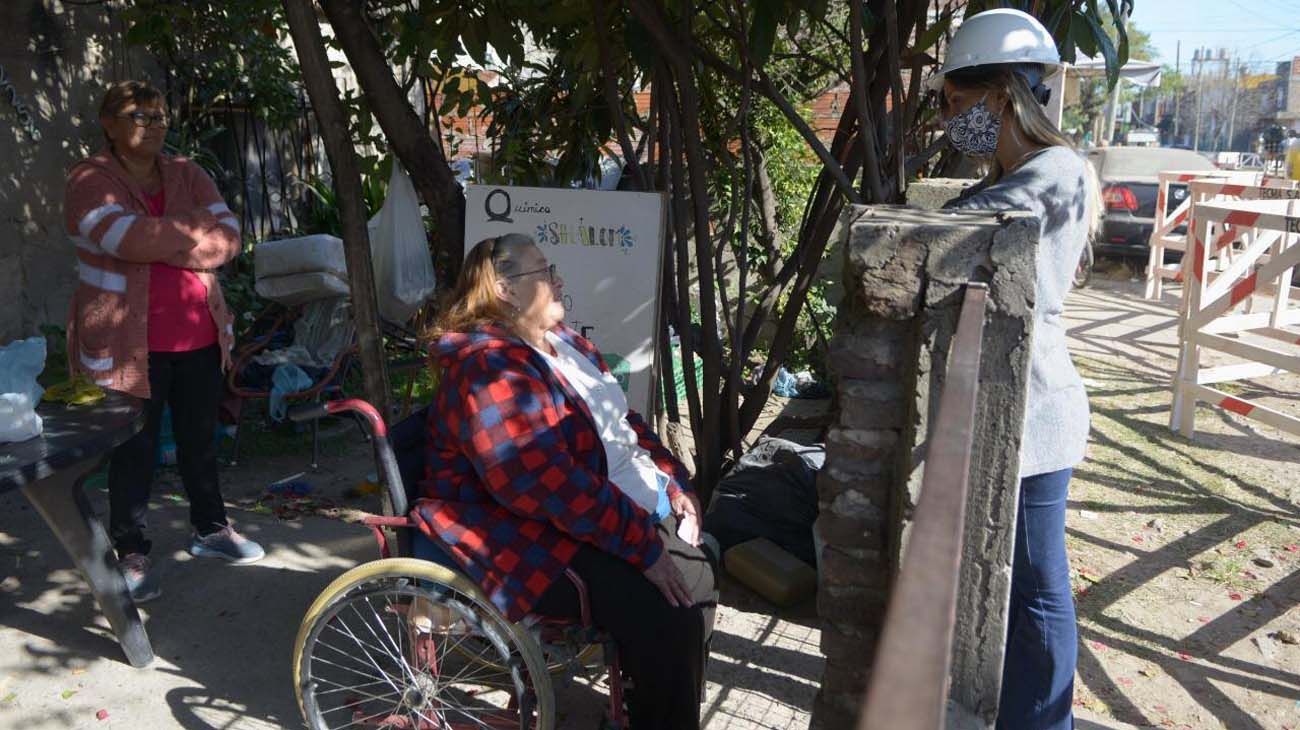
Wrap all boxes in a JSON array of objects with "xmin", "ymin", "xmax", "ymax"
[
  {"xmin": 98, "ymin": 80, "xmax": 165, "ymax": 146},
  {"xmin": 428, "ymin": 233, "xmax": 535, "ymax": 337},
  {"xmin": 946, "ymin": 64, "xmax": 1101, "ymax": 236}
]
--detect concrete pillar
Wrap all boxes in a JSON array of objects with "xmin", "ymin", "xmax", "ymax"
[
  {"xmin": 812, "ymin": 205, "xmax": 1038, "ymax": 729},
  {"xmin": 818, "ymin": 179, "xmax": 978, "ymax": 309}
]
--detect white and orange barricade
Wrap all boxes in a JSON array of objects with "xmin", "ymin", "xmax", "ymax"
[
  {"xmin": 1169, "ymin": 192, "xmax": 1300, "ymax": 438},
  {"xmin": 1143, "ymin": 170, "xmax": 1280, "ymax": 300},
  {"xmin": 1180, "ymin": 178, "xmax": 1300, "ymax": 302}
]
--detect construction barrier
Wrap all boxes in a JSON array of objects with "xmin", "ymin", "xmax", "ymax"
[
  {"xmin": 1143, "ymin": 170, "xmax": 1291, "ymax": 300},
  {"xmin": 1178, "ymin": 178, "xmax": 1300, "ymax": 304},
  {"xmin": 1169, "ymin": 193, "xmax": 1300, "ymax": 439}
]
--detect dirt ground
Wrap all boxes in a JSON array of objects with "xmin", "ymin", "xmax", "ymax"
[{"xmin": 1063, "ymin": 267, "xmax": 1300, "ymax": 730}]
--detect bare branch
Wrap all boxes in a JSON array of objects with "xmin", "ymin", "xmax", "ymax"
[
  {"xmin": 593, "ymin": 0, "xmax": 649, "ymax": 190},
  {"xmin": 850, "ymin": 0, "xmax": 886, "ymax": 202}
]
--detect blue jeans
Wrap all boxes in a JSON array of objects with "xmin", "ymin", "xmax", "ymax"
[{"xmin": 998, "ymin": 468, "xmax": 1077, "ymax": 730}]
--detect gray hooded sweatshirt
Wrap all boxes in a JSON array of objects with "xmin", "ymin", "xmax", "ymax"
[{"xmin": 946, "ymin": 145, "xmax": 1091, "ymax": 477}]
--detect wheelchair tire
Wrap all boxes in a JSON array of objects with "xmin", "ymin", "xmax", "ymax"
[{"xmin": 293, "ymin": 558, "xmax": 555, "ymax": 730}]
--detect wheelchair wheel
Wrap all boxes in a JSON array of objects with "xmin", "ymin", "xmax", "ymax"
[{"xmin": 294, "ymin": 558, "xmax": 555, "ymax": 730}]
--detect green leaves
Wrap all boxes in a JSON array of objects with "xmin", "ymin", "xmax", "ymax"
[
  {"xmin": 909, "ymin": 9, "xmax": 952, "ymax": 56},
  {"xmin": 1084, "ymin": 11, "xmax": 1121, "ymax": 88},
  {"xmin": 1036, "ymin": 0, "xmax": 1132, "ymax": 89}
]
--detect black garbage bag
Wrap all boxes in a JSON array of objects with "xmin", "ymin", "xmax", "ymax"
[{"xmin": 703, "ymin": 436, "xmax": 824, "ymax": 568}]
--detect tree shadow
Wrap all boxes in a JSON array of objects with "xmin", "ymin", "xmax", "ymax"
[
  {"xmin": 0, "ymin": 490, "xmax": 371, "ymax": 729},
  {"xmin": 2, "ymin": 487, "xmax": 827, "ymax": 728},
  {"xmin": 0, "ymin": 1, "xmax": 152, "ymax": 343}
]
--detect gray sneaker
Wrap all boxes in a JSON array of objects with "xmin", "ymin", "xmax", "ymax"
[
  {"xmin": 189, "ymin": 526, "xmax": 265, "ymax": 564},
  {"xmin": 120, "ymin": 553, "xmax": 161, "ymax": 603}
]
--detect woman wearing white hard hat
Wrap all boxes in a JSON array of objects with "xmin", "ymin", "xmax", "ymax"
[{"xmin": 935, "ymin": 8, "xmax": 1095, "ymax": 730}]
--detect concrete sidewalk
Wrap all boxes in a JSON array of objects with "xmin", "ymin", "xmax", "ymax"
[
  {"xmin": 0, "ymin": 494, "xmax": 375, "ymax": 729},
  {"xmin": 0, "ymin": 453, "xmax": 823, "ymax": 729}
]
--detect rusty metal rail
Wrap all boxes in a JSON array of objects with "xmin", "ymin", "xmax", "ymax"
[{"xmin": 857, "ymin": 282, "xmax": 989, "ymax": 730}]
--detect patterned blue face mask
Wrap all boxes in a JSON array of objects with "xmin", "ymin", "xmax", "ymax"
[{"xmin": 944, "ymin": 96, "xmax": 1002, "ymax": 159}]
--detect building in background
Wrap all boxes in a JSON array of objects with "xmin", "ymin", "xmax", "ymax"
[{"xmin": 1273, "ymin": 57, "xmax": 1300, "ymax": 132}]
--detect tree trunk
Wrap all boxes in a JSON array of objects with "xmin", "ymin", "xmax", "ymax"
[
  {"xmin": 319, "ymin": 0, "xmax": 466, "ymax": 281},
  {"xmin": 283, "ymin": 0, "xmax": 391, "ymax": 418}
]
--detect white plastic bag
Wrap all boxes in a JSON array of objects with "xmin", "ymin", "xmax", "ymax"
[
  {"xmin": 0, "ymin": 337, "xmax": 47, "ymax": 443},
  {"xmin": 368, "ymin": 162, "xmax": 437, "ymax": 323}
]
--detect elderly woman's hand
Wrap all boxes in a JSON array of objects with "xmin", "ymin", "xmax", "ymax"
[
  {"xmin": 643, "ymin": 551, "xmax": 694, "ymax": 608},
  {"xmin": 670, "ymin": 491, "xmax": 702, "ymax": 547}
]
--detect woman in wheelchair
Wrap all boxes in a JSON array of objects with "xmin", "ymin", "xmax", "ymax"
[{"xmin": 412, "ymin": 233, "xmax": 717, "ymax": 729}]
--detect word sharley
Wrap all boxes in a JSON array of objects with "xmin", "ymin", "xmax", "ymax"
[{"xmin": 535, "ymin": 220, "xmax": 635, "ymax": 253}]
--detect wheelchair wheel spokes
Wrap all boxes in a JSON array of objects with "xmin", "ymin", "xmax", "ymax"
[{"xmin": 296, "ymin": 562, "xmax": 554, "ymax": 730}]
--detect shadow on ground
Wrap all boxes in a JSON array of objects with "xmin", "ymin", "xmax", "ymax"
[{"xmin": 1063, "ymin": 278, "xmax": 1300, "ymax": 729}]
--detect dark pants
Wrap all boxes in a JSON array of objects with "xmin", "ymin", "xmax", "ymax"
[
  {"xmin": 534, "ymin": 514, "xmax": 717, "ymax": 730},
  {"xmin": 997, "ymin": 468, "xmax": 1077, "ymax": 730},
  {"xmin": 108, "ymin": 345, "xmax": 228, "ymax": 558}
]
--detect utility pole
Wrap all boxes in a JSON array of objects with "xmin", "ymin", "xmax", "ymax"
[
  {"xmin": 1227, "ymin": 61, "xmax": 1241, "ymax": 151},
  {"xmin": 1173, "ymin": 41, "xmax": 1181, "ymax": 141},
  {"xmin": 1107, "ymin": 77, "xmax": 1124, "ymax": 145},
  {"xmin": 1106, "ymin": 6, "xmax": 1131, "ymax": 145},
  {"xmin": 1194, "ymin": 48, "xmax": 1204, "ymax": 152}
]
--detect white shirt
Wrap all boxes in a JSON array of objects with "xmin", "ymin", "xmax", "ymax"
[{"xmin": 532, "ymin": 332, "xmax": 669, "ymax": 518}]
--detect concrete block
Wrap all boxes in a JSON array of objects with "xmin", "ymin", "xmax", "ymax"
[
  {"xmin": 818, "ymin": 621, "xmax": 879, "ymax": 661},
  {"xmin": 828, "ymin": 319, "xmax": 912, "ymax": 379},
  {"xmin": 813, "ymin": 512, "xmax": 886, "ymax": 553},
  {"xmin": 837, "ymin": 379, "xmax": 906, "ymax": 429},
  {"xmin": 906, "ymin": 177, "xmax": 976, "ymax": 210},
  {"xmin": 819, "ymin": 544, "xmax": 889, "ymax": 592}
]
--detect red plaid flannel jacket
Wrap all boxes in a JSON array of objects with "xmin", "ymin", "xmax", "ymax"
[{"xmin": 412, "ymin": 324, "xmax": 692, "ymax": 622}]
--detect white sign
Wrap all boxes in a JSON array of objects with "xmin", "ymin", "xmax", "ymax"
[{"xmin": 464, "ymin": 185, "xmax": 667, "ymax": 415}]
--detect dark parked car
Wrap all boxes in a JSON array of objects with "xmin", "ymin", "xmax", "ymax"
[{"xmin": 1085, "ymin": 146, "xmax": 1218, "ymax": 259}]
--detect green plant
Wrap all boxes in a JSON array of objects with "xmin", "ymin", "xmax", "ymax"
[
  {"xmin": 219, "ymin": 257, "xmax": 265, "ymax": 341},
  {"xmin": 292, "ymin": 166, "xmax": 390, "ymax": 238}
]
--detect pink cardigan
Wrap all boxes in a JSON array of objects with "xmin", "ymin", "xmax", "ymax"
[{"xmin": 63, "ymin": 151, "xmax": 241, "ymax": 399}]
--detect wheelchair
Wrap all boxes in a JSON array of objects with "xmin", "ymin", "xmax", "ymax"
[{"xmin": 288, "ymin": 399, "xmax": 623, "ymax": 730}]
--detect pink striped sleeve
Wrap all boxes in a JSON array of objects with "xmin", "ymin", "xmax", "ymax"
[
  {"xmin": 161, "ymin": 162, "xmax": 241, "ymax": 270},
  {"xmin": 65, "ymin": 165, "xmax": 212, "ymax": 264}
]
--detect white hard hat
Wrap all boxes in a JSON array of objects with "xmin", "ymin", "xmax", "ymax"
[{"xmin": 928, "ymin": 8, "xmax": 1061, "ymax": 90}]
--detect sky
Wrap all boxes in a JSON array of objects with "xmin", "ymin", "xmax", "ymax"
[{"xmin": 1130, "ymin": 0, "xmax": 1300, "ymax": 73}]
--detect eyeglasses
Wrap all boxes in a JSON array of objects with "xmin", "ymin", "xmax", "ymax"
[
  {"xmin": 503, "ymin": 264, "xmax": 558, "ymax": 284},
  {"xmin": 117, "ymin": 111, "xmax": 170, "ymax": 129}
]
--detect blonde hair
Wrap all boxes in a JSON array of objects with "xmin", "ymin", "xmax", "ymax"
[
  {"xmin": 947, "ymin": 65, "xmax": 1102, "ymax": 237},
  {"xmin": 429, "ymin": 234, "xmax": 535, "ymax": 337},
  {"xmin": 98, "ymin": 80, "xmax": 166, "ymax": 146}
]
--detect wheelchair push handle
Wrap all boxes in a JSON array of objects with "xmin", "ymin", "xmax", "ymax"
[
  {"xmin": 286, "ymin": 402, "xmax": 330, "ymax": 424},
  {"xmin": 284, "ymin": 399, "xmax": 407, "ymax": 515},
  {"xmin": 286, "ymin": 399, "xmax": 390, "ymax": 438}
]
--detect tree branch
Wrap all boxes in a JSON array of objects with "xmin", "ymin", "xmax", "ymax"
[
  {"xmin": 319, "ymin": 0, "xmax": 465, "ymax": 280},
  {"xmin": 850, "ymin": 0, "xmax": 886, "ymax": 202},
  {"xmin": 283, "ymin": 0, "xmax": 390, "ymax": 418}
]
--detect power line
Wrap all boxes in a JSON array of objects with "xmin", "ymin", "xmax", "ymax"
[{"xmin": 1146, "ymin": 28, "xmax": 1300, "ymax": 33}]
